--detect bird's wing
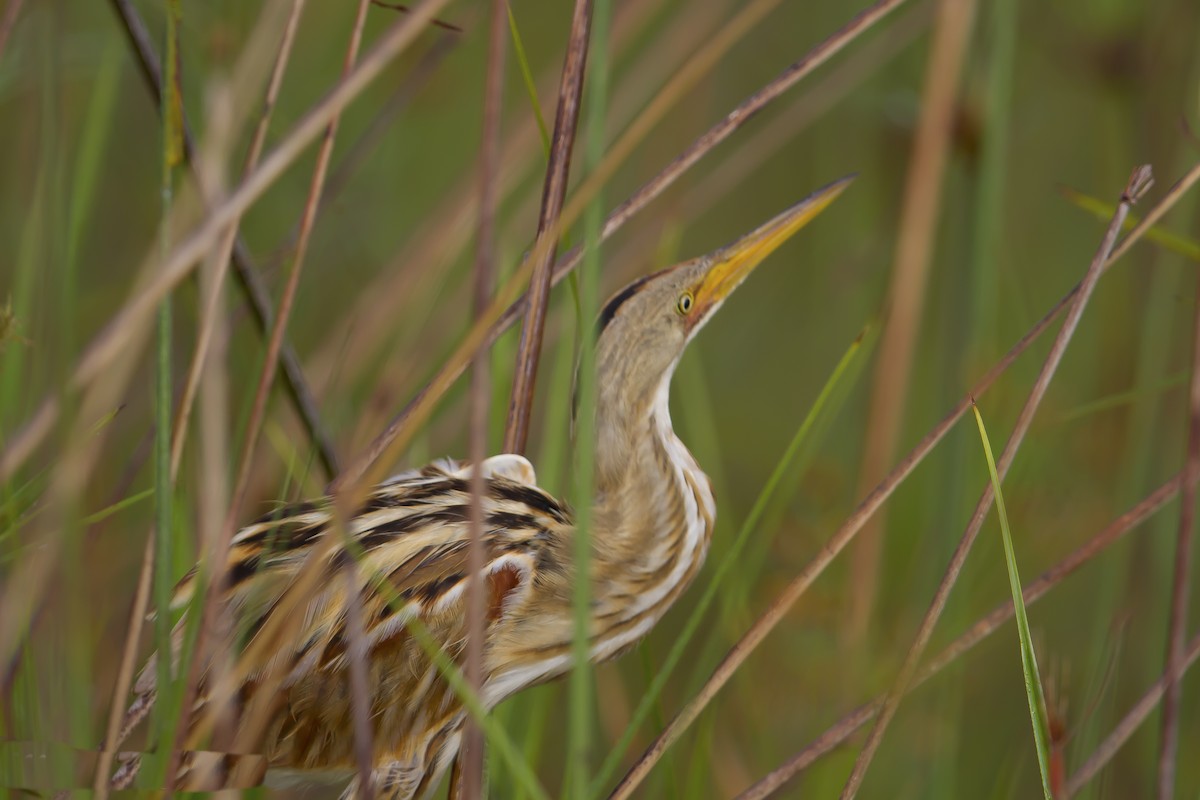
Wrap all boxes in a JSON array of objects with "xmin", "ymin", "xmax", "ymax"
[{"xmin": 113, "ymin": 459, "xmax": 569, "ymax": 781}]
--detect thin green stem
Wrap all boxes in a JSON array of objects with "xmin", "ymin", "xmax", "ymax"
[
  {"xmin": 570, "ymin": 1, "xmax": 608, "ymax": 795},
  {"xmin": 506, "ymin": 0, "xmax": 551, "ymax": 157},
  {"xmin": 151, "ymin": 0, "xmax": 182, "ymax": 772}
]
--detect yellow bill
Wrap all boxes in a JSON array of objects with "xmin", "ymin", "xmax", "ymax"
[{"xmin": 695, "ymin": 174, "xmax": 855, "ymax": 311}]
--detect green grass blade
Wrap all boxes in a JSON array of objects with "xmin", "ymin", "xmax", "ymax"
[
  {"xmin": 1060, "ymin": 186, "xmax": 1200, "ymax": 263},
  {"xmin": 568, "ymin": 2, "xmax": 612, "ymax": 795},
  {"xmin": 506, "ymin": 1, "xmax": 552, "ymax": 158},
  {"xmin": 151, "ymin": 0, "xmax": 184, "ymax": 776},
  {"xmin": 1059, "ymin": 372, "xmax": 1188, "ymax": 423},
  {"xmin": 970, "ymin": 404, "xmax": 1053, "ymax": 800},
  {"xmin": 589, "ymin": 323, "xmax": 873, "ymax": 798},
  {"xmin": 80, "ymin": 488, "xmax": 155, "ymax": 526}
]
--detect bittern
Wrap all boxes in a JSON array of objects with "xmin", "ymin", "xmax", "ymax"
[{"xmin": 110, "ymin": 177, "xmax": 851, "ymax": 798}]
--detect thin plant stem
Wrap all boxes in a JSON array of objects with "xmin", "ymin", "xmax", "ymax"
[
  {"xmin": 150, "ymin": 0, "xmax": 182, "ymax": 781},
  {"xmin": 503, "ymin": 0, "xmax": 592, "ymax": 456},
  {"xmin": 506, "ymin": 1, "xmax": 551, "ymax": 155},
  {"xmin": 569, "ymin": 0, "xmax": 607, "ymax": 794},
  {"xmin": 462, "ymin": 0, "xmax": 507, "ymax": 795},
  {"xmin": 1156, "ymin": 268, "xmax": 1200, "ymax": 798}
]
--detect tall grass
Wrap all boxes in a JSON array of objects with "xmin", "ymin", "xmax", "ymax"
[{"xmin": 1, "ymin": 1, "xmax": 1199, "ymax": 798}]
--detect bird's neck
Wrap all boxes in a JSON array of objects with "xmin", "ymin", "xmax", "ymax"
[
  {"xmin": 583, "ymin": 370, "xmax": 716, "ymax": 655},
  {"xmin": 485, "ymin": 370, "xmax": 715, "ymax": 697}
]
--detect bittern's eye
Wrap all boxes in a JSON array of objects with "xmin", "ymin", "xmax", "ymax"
[{"xmin": 676, "ymin": 292, "xmax": 694, "ymax": 315}]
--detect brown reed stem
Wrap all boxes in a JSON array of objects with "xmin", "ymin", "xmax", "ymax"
[{"xmin": 503, "ymin": 0, "xmax": 592, "ymax": 455}]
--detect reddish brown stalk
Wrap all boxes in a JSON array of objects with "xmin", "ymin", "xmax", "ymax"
[
  {"xmin": 838, "ymin": 166, "xmax": 1154, "ymax": 799},
  {"xmin": 845, "ymin": 0, "xmax": 975, "ymax": 647},
  {"xmin": 462, "ymin": 1, "xmax": 507, "ymax": 796},
  {"xmin": 107, "ymin": 0, "xmax": 339, "ymax": 480},
  {"xmin": 502, "ymin": 0, "xmax": 592, "ymax": 455},
  {"xmin": 1156, "ymin": 269, "xmax": 1200, "ymax": 798},
  {"xmin": 1070, "ymin": 630, "xmax": 1200, "ymax": 796},
  {"xmin": 734, "ymin": 473, "xmax": 1183, "ymax": 799},
  {"xmin": 165, "ymin": 2, "xmax": 374, "ymax": 790},
  {"xmin": 609, "ymin": 165, "xmax": 1177, "ymax": 800}
]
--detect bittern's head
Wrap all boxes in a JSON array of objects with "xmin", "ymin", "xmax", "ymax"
[{"xmin": 593, "ymin": 176, "xmax": 853, "ymax": 413}]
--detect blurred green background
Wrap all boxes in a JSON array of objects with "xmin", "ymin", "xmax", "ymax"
[{"xmin": 1, "ymin": 0, "xmax": 1199, "ymax": 797}]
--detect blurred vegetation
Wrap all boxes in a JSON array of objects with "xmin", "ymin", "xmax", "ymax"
[{"xmin": 1, "ymin": 0, "xmax": 1199, "ymax": 797}]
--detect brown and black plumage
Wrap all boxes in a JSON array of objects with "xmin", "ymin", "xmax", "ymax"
[{"xmin": 110, "ymin": 177, "xmax": 850, "ymax": 799}]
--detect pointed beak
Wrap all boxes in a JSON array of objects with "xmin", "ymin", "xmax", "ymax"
[{"xmin": 693, "ymin": 175, "xmax": 854, "ymax": 314}]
